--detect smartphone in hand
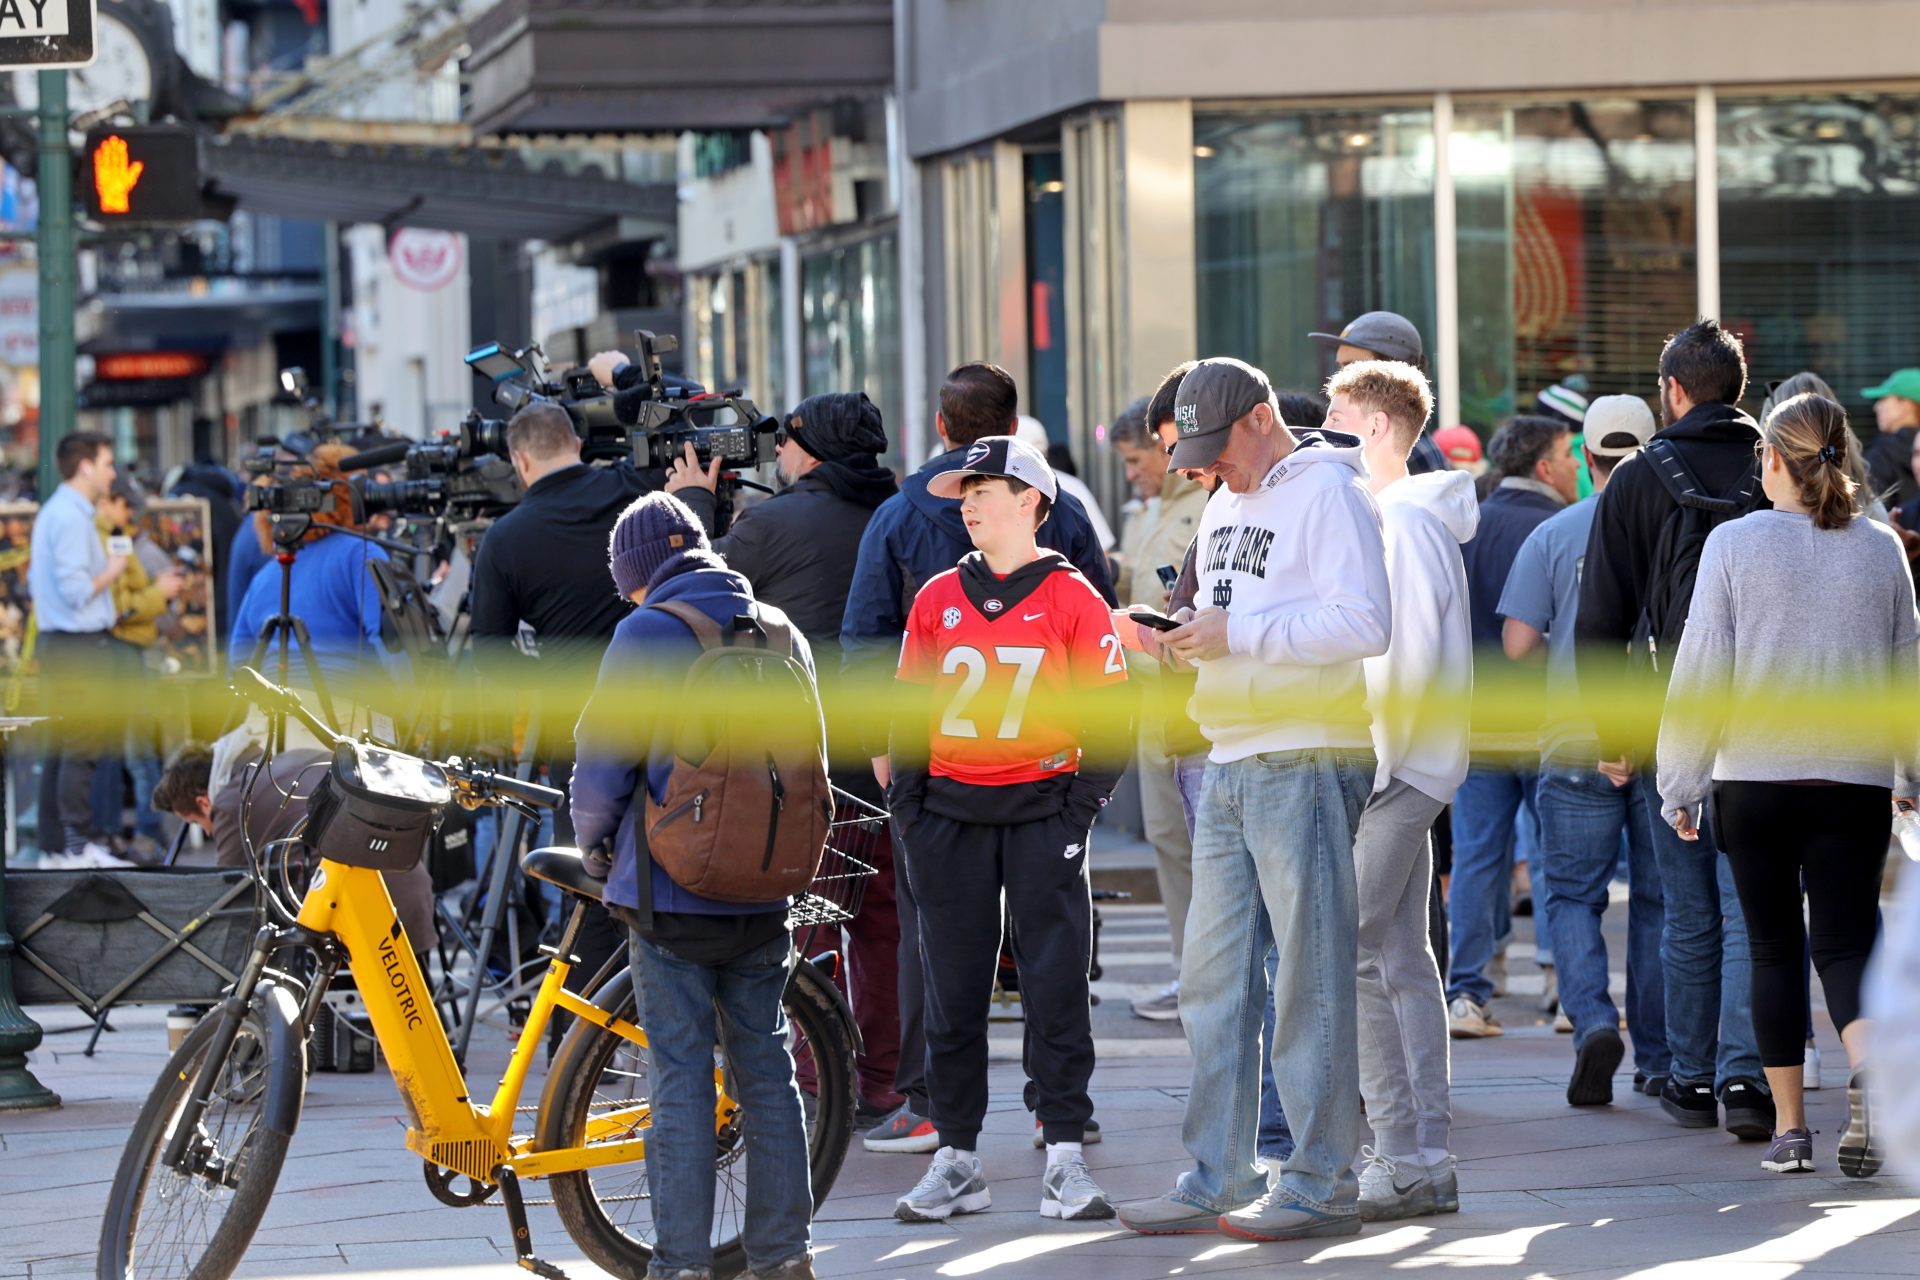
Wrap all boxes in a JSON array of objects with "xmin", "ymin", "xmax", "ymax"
[{"xmin": 1128, "ymin": 610, "xmax": 1183, "ymax": 632}]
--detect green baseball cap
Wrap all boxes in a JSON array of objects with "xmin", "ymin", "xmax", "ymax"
[{"xmin": 1862, "ymin": 368, "xmax": 1920, "ymax": 402}]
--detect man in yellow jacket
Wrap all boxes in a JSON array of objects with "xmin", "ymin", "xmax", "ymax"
[{"xmin": 94, "ymin": 477, "xmax": 182, "ymax": 853}]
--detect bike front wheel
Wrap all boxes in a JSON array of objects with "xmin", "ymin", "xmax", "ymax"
[
  {"xmin": 97, "ymin": 983, "xmax": 307, "ymax": 1280},
  {"xmin": 540, "ymin": 957, "xmax": 858, "ymax": 1279}
]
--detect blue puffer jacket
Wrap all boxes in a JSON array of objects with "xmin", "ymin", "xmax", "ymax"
[
  {"xmin": 837, "ymin": 444, "xmax": 1116, "ymax": 751},
  {"xmin": 571, "ymin": 559, "xmax": 809, "ymax": 917}
]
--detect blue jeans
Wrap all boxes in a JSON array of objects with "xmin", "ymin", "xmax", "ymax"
[
  {"xmin": 1175, "ymin": 748, "xmax": 1373, "ymax": 1213},
  {"xmin": 1447, "ymin": 765, "xmax": 1537, "ymax": 1004},
  {"xmin": 1637, "ymin": 783, "xmax": 1761, "ymax": 1087},
  {"xmin": 626, "ymin": 931, "xmax": 812, "ymax": 1276},
  {"xmin": 1535, "ymin": 766, "xmax": 1670, "ymax": 1075},
  {"xmin": 1176, "ymin": 756, "xmax": 1291, "ymax": 1161}
]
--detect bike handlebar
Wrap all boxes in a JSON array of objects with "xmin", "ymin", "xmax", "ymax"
[{"xmin": 232, "ymin": 667, "xmax": 563, "ymax": 811}]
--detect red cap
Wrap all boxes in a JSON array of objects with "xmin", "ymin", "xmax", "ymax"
[{"xmin": 1433, "ymin": 425, "xmax": 1482, "ymax": 465}]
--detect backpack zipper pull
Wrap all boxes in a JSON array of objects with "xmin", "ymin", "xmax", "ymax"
[{"xmin": 693, "ymin": 793, "xmax": 705, "ymax": 823}]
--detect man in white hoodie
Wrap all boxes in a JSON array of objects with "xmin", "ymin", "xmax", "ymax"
[
  {"xmin": 1118, "ymin": 357, "xmax": 1392, "ymax": 1242},
  {"xmin": 1325, "ymin": 360, "xmax": 1477, "ymax": 1221}
]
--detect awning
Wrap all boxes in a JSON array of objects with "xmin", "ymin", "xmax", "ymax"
[
  {"xmin": 463, "ymin": 0, "xmax": 893, "ymax": 134},
  {"xmin": 199, "ymin": 132, "xmax": 676, "ymax": 243},
  {"xmin": 77, "ymin": 279, "xmax": 325, "ymax": 351}
]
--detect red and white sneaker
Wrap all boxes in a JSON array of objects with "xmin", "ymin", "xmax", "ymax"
[{"xmin": 863, "ymin": 1103, "xmax": 940, "ymax": 1154}]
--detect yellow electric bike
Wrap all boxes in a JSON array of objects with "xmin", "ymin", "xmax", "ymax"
[{"xmin": 98, "ymin": 669, "xmax": 872, "ymax": 1280}]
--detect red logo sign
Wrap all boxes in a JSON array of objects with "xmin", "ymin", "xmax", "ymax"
[{"xmin": 388, "ymin": 228, "xmax": 464, "ymax": 292}]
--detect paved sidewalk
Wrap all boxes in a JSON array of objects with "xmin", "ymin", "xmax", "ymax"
[{"xmin": 5, "ymin": 902, "xmax": 1915, "ymax": 1279}]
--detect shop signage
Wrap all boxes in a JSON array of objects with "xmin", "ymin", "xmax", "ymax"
[
  {"xmin": 388, "ymin": 228, "xmax": 463, "ymax": 292},
  {"xmin": 0, "ymin": 267, "xmax": 34, "ymax": 365},
  {"xmin": 772, "ymin": 115, "xmax": 856, "ymax": 237},
  {"xmin": 79, "ymin": 376, "xmax": 192, "ymax": 408},
  {"xmin": 0, "ymin": 0, "xmax": 94, "ymax": 69},
  {"xmin": 95, "ymin": 351, "xmax": 210, "ymax": 380}
]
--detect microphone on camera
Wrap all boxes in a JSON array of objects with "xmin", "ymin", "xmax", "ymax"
[{"xmin": 339, "ymin": 441, "xmax": 411, "ymax": 472}]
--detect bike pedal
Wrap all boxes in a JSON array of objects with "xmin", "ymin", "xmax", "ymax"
[{"xmin": 517, "ymin": 1259, "xmax": 570, "ymax": 1280}]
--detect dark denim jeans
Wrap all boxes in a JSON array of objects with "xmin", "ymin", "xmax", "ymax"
[
  {"xmin": 626, "ymin": 931, "xmax": 812, "ymax": 1277},
  {"xmin": 1446, "ymin": 765, "xmax": 1538, "ymax": 1004},
  {"xmin": 1535, "ymin": 765, "xmax": 1670, "ymax": 1074},
  {"xmin": 1636, "ymin": 783, "xmax": 1761, "ymax": 1088}
]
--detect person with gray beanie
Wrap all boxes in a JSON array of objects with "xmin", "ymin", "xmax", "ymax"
[{"xmin": 573, "ymin": 489, "xmax": 821, "ymax": 1280}]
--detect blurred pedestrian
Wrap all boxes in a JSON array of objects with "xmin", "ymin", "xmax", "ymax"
[
  {"xmin": 1308, "ymin": 310, "xmax": 1450, "ymax": 473},
  {"xmin": 1576, "ymin": 317, "xmax": 1772, "ymax": 1141},
  {"xmin": 94, "ymin": 477, "xmax": 183, "ymax": 855},
  {"xmin": 29, "ymin": 432, "xmax": 135, "ymax": 870},
  {"xmin": 1658, "ymin": 392, "xmax": 1914, "ymax": 1178},
  {"xmin": 1861, "ymin": 368, "xmax": 1920, "ymax": 509},
  {"xmin": 1017, "ymin": 415, "xmax": 1115, "ymax": 552}
]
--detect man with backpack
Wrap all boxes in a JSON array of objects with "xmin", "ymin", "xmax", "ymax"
[
  {"xmin": 573, "ymin": 492, "xmax": 826, "ymax": 1280},
  {"xmin": 1575, "ymin": 317, "xmax": 1772, "ymax": 1141}
]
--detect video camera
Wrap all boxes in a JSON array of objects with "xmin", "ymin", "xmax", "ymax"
[
  {"xmin": 467, "ymin": 330, "xmax": 779, "ymax": 475},
  {"xmin": 341, "ymin": 417, "xmax": 523, "ymax": 521}
]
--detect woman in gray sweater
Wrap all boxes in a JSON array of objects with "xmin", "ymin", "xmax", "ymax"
[{"xmin": 1657, "ymin": 392, "xmax": 1919, "ymax": 1180}]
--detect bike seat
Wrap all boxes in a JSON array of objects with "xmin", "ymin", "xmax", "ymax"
[{"xmin": 521, "ymin": 846, "xmax": 606, "ymax": 904}]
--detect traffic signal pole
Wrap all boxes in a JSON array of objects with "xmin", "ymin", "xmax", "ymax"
[{"xmin": 0, "ymin": 69, "xmax": 70, "ymax": 1113}]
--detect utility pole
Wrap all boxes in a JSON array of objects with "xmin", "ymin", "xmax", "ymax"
[
  {"xmin": 0, "ymin": 69, "xmax": 72, "ymax": 1114},
  {"xmin": 36, "ymin": 70, "xmax": 74, "ymax": 501}
]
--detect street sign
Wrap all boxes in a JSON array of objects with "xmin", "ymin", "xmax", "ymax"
[
  {"xmin": 0, "ymin": 1, "xmax": 96, "ymax": 70},
  {"xmin": 81, "ymin": 124, "xmax": 203, "ymax": 221},
  {"xmin": 389, "ymin": 227, "xmax": 464, "ymax": 291}
]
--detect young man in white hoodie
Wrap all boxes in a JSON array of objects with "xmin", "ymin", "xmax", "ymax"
[
  {"xmin": 1117, "ymin": 357, "xmax": 1392, "ymax": 1242},
  {"xmin": 1324, "ymin": 360, "xmax": 1477, "ymax": 1221}
]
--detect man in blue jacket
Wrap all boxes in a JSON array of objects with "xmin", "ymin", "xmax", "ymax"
[
  {"xmin": 573, "ymin": 492, "xmax": 815, "ymax": 1280},
  {"xmin": 841, "ymin": 362, "xmax": 1116, "ymax": 1154}
]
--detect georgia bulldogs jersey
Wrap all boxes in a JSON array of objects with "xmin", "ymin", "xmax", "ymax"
[{"xmin": 898, "ymin": 552, "xmax": 1126, "ymax": 786}]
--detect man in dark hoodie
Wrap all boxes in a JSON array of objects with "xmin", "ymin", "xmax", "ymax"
[
  {"xmin": 674, "ymin": 391, "xmax": 905, "ymax": 1122},
  {"xmin": 841, "ymin": 362, "xmax": 1114, "ymax": 1155},
  {"xmin": 1575, "ymin": 317, "xmax": 1771, "ymax": 1141},
  {"xmin": 573, "ymin": 493, "xmax": 816, "ymax": 1280},
  {"xmin": 168, "ymin": 458, "xmax": 241, "ymax": 636}
]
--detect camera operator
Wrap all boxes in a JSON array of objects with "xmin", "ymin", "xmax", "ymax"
[{"xmin": 228, "ymin": 443, "xmax": 396, "ymax": 714}]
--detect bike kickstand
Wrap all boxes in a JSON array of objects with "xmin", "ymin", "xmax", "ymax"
[{"xmin": 496, "ymin": 1167, "xmax": 571, "ymax": 1280}]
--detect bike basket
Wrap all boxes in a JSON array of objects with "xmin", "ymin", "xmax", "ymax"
[
  {"xmin": 303, "ymin": 741, "xmax": 450, "ymax": 873},
  {"xmin": 790, "ymin": 788, "xmax": 886, "ymax": 929}
]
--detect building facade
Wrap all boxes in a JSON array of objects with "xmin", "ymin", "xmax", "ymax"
[{"xmin": 905, "ymin": 0, "xmax": 1920, "ymax": 515}]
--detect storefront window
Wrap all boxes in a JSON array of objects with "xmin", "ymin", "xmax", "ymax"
[
  {"xmin": 1195, "ymin": 107, "xmax": 1435, "ymax": 406},
  {"xmin": 1453, "ymin": 99, "xmax": 1696, "ymax": 432},
  {"xmin": 802, "ymin": 233, "xmax": 903, "ymax": 468},
  {"xmin": 1719, "ymin": 94, "xmax": 1920, "ymax": 424}
]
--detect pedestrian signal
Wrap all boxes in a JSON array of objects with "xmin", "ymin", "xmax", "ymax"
[{"xmin": 82, "ymin": 125, "xmax": 205, "ymax": 222}]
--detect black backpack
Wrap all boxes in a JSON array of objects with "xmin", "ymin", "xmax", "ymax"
[{"xmin": 1631, "ymin": 437, "xmax": 1762, "ymax": 672}]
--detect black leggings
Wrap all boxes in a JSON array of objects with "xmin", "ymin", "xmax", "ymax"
[{"xmin": 1712, "ymin": 779, "xmax": 1888, "ymax": 1069}]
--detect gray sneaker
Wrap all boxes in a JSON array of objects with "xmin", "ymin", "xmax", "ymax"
[
  {"xmin": 1762, "ymin": 1128, "xmax": 1815, "ymax": 1174},
  {"xmin": 895, "ymin": 1149, "xmax": 991, "ymax": 1222},
  {"xmin": 1117, "ymin": 1192, "xmax": 1222, "ymax": 1235},
  {"xmin": 1219, "ymin": 1187, "xmax": 1361, "ymax": 1242},
  {"xmin": 863, "ymin": 1102, "xmax": 940, "ymax": 1154},
  {"xmin": 1358, "ymin": 1148, "xmax": 1445, "ymax": 1221},
  {"xmin": 1131, "ymin": 981, "xmax": 1180, "ymax": 1021},
  {"xmin": 1839, "ymin": 1070, "xmax": 1881, "ymax": 1178},
  {"xmin": 1041, "ymin": 1157, "xmax": 1115, "ymax": 1220}
]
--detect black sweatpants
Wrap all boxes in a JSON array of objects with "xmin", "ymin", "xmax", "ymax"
[
  {"xmin": 38, "ymin": 630, "xmax": 116, "ymax": 842},
  {"xmin": 1712, "ymin": 779, "xmax": 1889, "ymax": 1068},
  {"xmin": 900, "ymin": 774, "xmax": 1095, "ymax": 1151}
]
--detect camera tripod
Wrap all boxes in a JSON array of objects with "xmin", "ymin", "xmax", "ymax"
[{"xmin": 244, "ymin": 537, "xmax": 340, "ymax": 740}]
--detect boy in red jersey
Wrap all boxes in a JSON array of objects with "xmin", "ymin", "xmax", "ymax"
[{"xmin": 888, "ymin": 435, "xmax": 1132, "ymax": 1224}]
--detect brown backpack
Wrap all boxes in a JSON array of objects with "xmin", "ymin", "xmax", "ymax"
[{"xmin": 642, "ymin": 599, "xmax": 833, "ymax": 903}]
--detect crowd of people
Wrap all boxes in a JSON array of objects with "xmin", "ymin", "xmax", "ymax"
[{"xmin": 24, "ymin": 308, "xmax": 1920, "ymax": 1277}]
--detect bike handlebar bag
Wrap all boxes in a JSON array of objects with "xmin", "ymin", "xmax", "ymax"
[{"xmin": 303, "ymin": 741, "xmax": 451, "ymax": 873}]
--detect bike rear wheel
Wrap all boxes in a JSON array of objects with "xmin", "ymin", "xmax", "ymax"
[
  {"xmin": 97, "ymin": 984, "xmax": 306, "ymax": 1280},
  {"xmin": 540, "ymin": 958, "xmax": 857, "ymax": 1279}
]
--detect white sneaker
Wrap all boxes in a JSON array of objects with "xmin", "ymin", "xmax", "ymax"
[
  {"xmin": 1041, "ymin": 1156, "xmax": 1115, "ymax": 1220},
  {"xmin": 1131, "ymin": 981, "xmax": 1180, "ymax": 1021},
  {"xmin": 40, "ymin": 844, "xmax": 133, "ymax": 870},
  {"xmin": 1358, "ymin": 1148, "xmax": 1447, "ymax": 1221},
  {"xmin": 1804, "ymin": 1041, "xmax": 1823, "ymax": 1091},
  {"xmin": 895, "ymin": 1148, "xmax": 991, "ymax": 1222},
  {"xmin": 76, "ymin": 841, "xmax": 135, "ymax": 869},
  {"xmin": 1448, "ymin": 996, "xmax": 1502, "ymax": 1039}
]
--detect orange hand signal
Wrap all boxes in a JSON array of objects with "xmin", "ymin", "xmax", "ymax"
[{"xmin": 93, "ymin": 135, "xmax": 145, "ymax": 215}]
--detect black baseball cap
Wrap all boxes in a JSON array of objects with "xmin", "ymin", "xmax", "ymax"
[
  {"xmin": 1167, "ymin": 358, "xmax": 1274, "ymax": 470},
  {"xmin": 1308, "ymin": 311, "xmax": 1424, "ymax": 364},
  {"xmin": 926, "ymin": 435, "xmax": 1059, "ymax": 501}
]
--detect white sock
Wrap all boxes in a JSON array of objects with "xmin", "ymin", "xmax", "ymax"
[
  {"xmin": 940, "ymin": 1145, "xmax": 977, "ymax": 1166},
  {"xmin": 1419, "ymin": 1147, "xmax": 1451, "ymax": 1167},
  {"xmin": 1046, "ymin": 1140, "xmax": 1083, "ymax": 1168},
  {"xmin": 1386, "ymin": 1150, "xmax": 1421, "ymax": 1163}
]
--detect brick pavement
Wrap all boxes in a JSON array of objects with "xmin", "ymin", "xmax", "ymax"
[{"xmin": 4, "ymin": 900, "xmax": 1916, "ymax": 1279}]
